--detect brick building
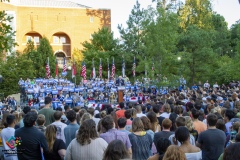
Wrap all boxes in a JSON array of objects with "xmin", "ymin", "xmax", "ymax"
[{"xmin": 1, "ymin": 0, "xmax": 111, "ymax": 66}]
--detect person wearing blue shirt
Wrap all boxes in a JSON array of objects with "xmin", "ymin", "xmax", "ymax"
[{"xmin": 192, "ymin": 84, "xmax": 198, "ymax": 90}]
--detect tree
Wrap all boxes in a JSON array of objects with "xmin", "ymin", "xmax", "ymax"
[
  {"xmin": 32, "ymin": 37, "xmax": 56, "ymax": 77},
  {"xmin": 81, "ymin": 27, "xmax": 120, "ymax": 78},
  {"xmin": 71, "ymin": 48, "xmax": 84, "ymax": 63},
  {"xmin": 179, "ymin": 0, "xmax": 213, "ymax": 30},
  {"xmin": 0, "ymin": 10, "xmax": 17, "ymax": 58},
  {"xmin": 179, "ymin": 25, "xmax": 217, "ymax": 84}
]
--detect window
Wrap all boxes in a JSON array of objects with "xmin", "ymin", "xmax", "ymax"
[
  {"xmin": 90, "ymin": 16, "xmax": 94, "ymax": 23},
  {"xmin": 60, "ymin": 37, "xmax": 66, "ymax": 43},
  {"xmin": 53, "ymin": 36, "xmax": 59, "ymax": 43},
  {"xmin": 34, "ymin": 36, "xmax": 39, "ymax": 43},
  {"xmin": 26, "ymin": 36, "xmax": 32, "ymax": 42}
]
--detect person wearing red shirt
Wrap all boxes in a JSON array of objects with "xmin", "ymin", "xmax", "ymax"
[{"xmin": 116, "ymin": 102, "xmax": 126, "ymax": 119}]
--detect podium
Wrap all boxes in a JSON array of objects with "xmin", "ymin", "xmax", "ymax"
[{"xmin": 118, "ymin": 86, "xmax": 125, "ymax": 103}]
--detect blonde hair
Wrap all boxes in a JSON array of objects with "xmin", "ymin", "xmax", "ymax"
[
  {"xmin": 45, "ymin": 125, "xmax": 57, "ymax": 151},
  {"xmin": 80, "ymin": 113, "xmax": 92, "ymax": 125},
  {"xmin": 13, "ymin": 111, "xmax": 21, "ymax": 124},
  {"xmin": 184, "ymin": 116, "xmax": 195, "ymax": 131},
  {"xmin": 163, "ymin": 145, "xmax": 186, "ymax": 160}
]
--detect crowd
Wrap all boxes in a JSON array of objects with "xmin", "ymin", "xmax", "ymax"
[{"xmin": 1, "ymin": 79, "xmax": 240, "ymax": 160}]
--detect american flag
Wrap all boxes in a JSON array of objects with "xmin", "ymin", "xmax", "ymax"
[
  {"xmin": 46, "ymin": 57, "xmax": 50, "ymax": 78},
  {"xmin": 63, "ymin": 58, "xmax": 67, "ymax": 72},
  {"xmin": 99, "ymin": 59, "xmax": 102, "ymax": 78},
  {"xmin": 132, "ymin": 57, "xmax": 136, "ymax": 77},
  {"xmin": 81, "ymin": 62, "xmax": 87, "ymax": 80},
  {"xmin": 111, "ymin": 59, "xmax": 115, "ymax": 78}
]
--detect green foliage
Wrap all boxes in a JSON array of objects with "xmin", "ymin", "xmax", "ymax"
[
  {"xmin": 81, "ymin": 27, "xmax": 121, "ymax": 78},
  {"xmin": 0, "ymin": 10, "xmax": 17, "ymax": 57}
]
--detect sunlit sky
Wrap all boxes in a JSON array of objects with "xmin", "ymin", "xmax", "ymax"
[{"xmin": 72, "ymin": 0, "xmax": 240, "ymax": 38}]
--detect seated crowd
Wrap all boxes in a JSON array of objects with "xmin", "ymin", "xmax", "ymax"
[{"xmin": 1, "ymin": 85, "xmax": 240, "ymax": 160}]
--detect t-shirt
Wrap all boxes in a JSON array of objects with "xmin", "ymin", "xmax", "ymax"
[
  {"xmin": 38, "ymin": 108, "xmax": 55, "ymax": 126},
  {"xmin": 45, "ymin": 139, "xmax": 66, "ymax": 160},
  {"xmin": 65, "ymin": 138, "xmax": 108, "ymax": 160},
  {"xmin": 116, "ymin": 109, "xmax": 126, "ymax": 119},
  {"xmin": 15, "ymin": 126, "xmax": 48, "ymax": 160},
  {"xmin": 185, "ymin": 151, "xmax": 202, "ymax": 160},
  {"xmin": 125, "ymin": 119, "xmax": 132, "ymax": 132},
  {"xmin": 129, "ymin": 132, "xmax": 152, "ymax": 160},
  {"xmin": 154, "ymin": 131, "xmax": 174, "ymax": 146},
  {"xmin": 100, "ymin": 128, "xmax": 131, "ymax": 149},
  {"xmin": 169, "ymin": 133, "xmax": 196, "ymax": 146},
  {"xmin": 225, "ymin": 122, "xmax": 232, "ymax": 133},
  {"xmin": 198, "ymin": 129, "xmax": 226, "ymax": 160},
  {"xmin": 52, "ymin": 121, "xmax": 67, "ymax": 143},
  {"xmin": 1, "ymin": 127, "xmax": 18, "ymax": 160},
  {"xmin": 64, "ymin": 123, "xmax": 80, "ymax": 147},
  {"xmin": 35, "ymin": 126, "xmax": 46, "ymax": 134},
  {"xmin": 193, "ymin": 120, "xmax": 207, "ymax": 134}
]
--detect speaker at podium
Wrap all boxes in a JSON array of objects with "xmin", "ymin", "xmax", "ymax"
[{"xmin": 117, "ymin": 86, "xmax": 125, "ymax": 103}]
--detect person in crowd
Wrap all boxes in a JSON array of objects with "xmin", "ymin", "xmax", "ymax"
[
  {"xmin": 19, "ymin": 106, "xmax": 31, "ymax": 128},
  {"xmin": 129, "ymin": 117, "xmax": 152, "ymax": 160},
  {"xmin": 175, "ymin": 126, "xmax": 202, "ymax": 159},
  {"xmin": 141, "ymin": 116, "xmax": 154, "ymax": 139},
  {"xmin": 64, "ymin": 110, "xmax": 80, "ymax": 147},
  {"xmin": 103, "ymin": 139, "xmax": 130, "ymax": 160},
  {"xmin": 184, "ymin": 116, "xmax": 198, "ymax": 141},
  {"xmin": 169, "ymin": 117, "xmax": 196, "ymax": 146},
  {"xmin": 100, "ymin": 115, "xmax": 132, "ymax": 156},
  {"xmin": 52, "ymin": 111, "xmax": 67, "ymax": 143},
  {"xmin": 124, "ymin": 109, "xmax": 133, "ymax": 131},
  {"xmin": 116, "ymin": 102, "xmax": 126, "ymax": 119},
  {"xmin": 224, "ymin": 109, "xmax": 235, "ymax": 133},
  {"xmin": 118, "ymin": 117, "xmax": 131, "ymax": 135},
  {"xmin": 1, "ymin": 111, "xmax": 10, "ymax": 128},
  {"xmin": 162, "ymin": 145, "xmax": 187, "ymax": 160},
  {"xmin": 148, "ymin": 138, "xmax": 171, "ymax": 160},
  {"xmin": 13, "ymin": 111, "xmax": 21, "ymax": 129},
  {"xmin": 15, "ymin": 111, "xmax": 48, "ymax": 160},
  {"xmin": 87, "ymin": 107, "xmax": 100, "ymax": 128},
  {"xmin": 135, "ymin": 105, "xmax": 146, "ymax": 117},
  {"xmin": 160, "ymin": 104, "xmax": 171, "ymax": 119},
  {"xmin": 221, "ymin": 142, "xmax": 240, "ymax": 160},
  {"xmin": 36, "ymin": 114, "xmax": 46, "ymax": 133},
  {"xmin": 1, "ymin": 115, "xmax": 18, "ymax": 160},
  {"xmin": 38, "ymin": 97, "xmax": 55, "ymax": 126},
  {"xmin": 154, "ymin": 118, "xmax": 174, "ymax": 145},
  {"xmin": 197, "ymin": 113, "xmax": 226, "ymax": 160},
  {"xmin": 147, "ymin": 111, "xmax": 161, "ymax": 132},
  {"xmin": 192, "ymin": 108, "xmax": 207, "ymax": 134},
  {"xmin": 45, "ymin": 125, "xmax": 66, "ymax": 160},
  {"xmin": 65, "ymin": 119, "xmax": 108, "ymax": 160}
]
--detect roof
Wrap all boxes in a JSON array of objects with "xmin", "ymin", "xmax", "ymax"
[{"xmin": 6, "ymin": 0, "xmax": 91, "ymax": 9}]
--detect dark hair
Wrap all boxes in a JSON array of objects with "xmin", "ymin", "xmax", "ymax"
[
  {"xmin": 191, "ymin": 108, "xmax": 200, "ymax": 119},
  {"xmin": 102, "ymin": 115, "xmax": 114, "ymax": 131},
  {"xmin": 169, "ymin": 113, "xmax": 178, "ymax": 131},
  {"xmin": 216, "ymin": 119, "xmax": 226, "ymax": 132},
  {"xmin": 155, "ymin": 138, "xmax": 171, "ymax": 155},
  {"xmin": 128, "ymin": 103, "xmax": 133, "ymax": 109},
  {"xmin": 87, "ymin": 107, "xmax": 95, "ymax": 116},
  {"xmin": 207, "ymin": 113, "xmax": 218, "ymax": 126},
  {"xmin": 147, "ymin": 111, "xmax": 158, "ymax": 132},
  {"xmin": 6, "ymin": 115, "xmax": 15, "ymax": 125},
  {"xmin": 66, "ymin": 110, "xmax": 76, "ymax": 122},
  {"xmin": 117, "ymin": 117, "xmax": 127, "ymax": 128},
  {"xmin": 176, "ymin": 117, "xmax": 186, "ymax": 127},
  {"xmin": 175, "ymin": 126, "xmax": 190, "ymax": 144},
  {"xmin": 54, "ymin": 111, "xmax": 62, "ymax": 121},
  {"xmin": 103, "ymin": 140, "xmax": 129, "ymax": 160},
  {"xmin": 225, "ymin": 109, "xmax": 235, "ymax": 121},
  {"xmin": 119, "ymin": 102, "xmax": 124, "ymax": 109},
  {"xmin": 174, "ymin": 106, "xmax": 183, "ymax": 115},
  {"xmin": 235, "ymin": 134, "xmax": 240, "ymax": 142},
  {"xmin": 56, "ymin": 107, "xmax": 62, "ymax": 111},
  {"xmin": 223, "ymin": 142, "xmax": 240, "ymax": 160},
  {"xmin": 44, "ymin": 97, "xmax": 52, "ymax": 105},
  {"xmin": 194, "ymin": 101, "xmax": 202, "ymax": 110},
  {"xmin": 23, "ymin": 111, "xmax": 38, "ymax": 127},
  {"xmin": 23, "ymin": 106, "xmax": 31, "ymax": 114},
  {"xmin": 64, "ymin": 105, "xmax": 70, "ymax": 111},
  {"xmin": 76, "ymin": 119, "xmax": 98, "ymax": 145},
  {"xmin": 124, "ymin": 109, "xmax": 132, "ymax": 119}
]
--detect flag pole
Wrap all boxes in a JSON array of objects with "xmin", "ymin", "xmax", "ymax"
[
  {"xmin": 134, "ymin": 56, "xmax": 136, "ymax": 83},
  {"xmin": 107, "ymin": 58, "xmax": 109, "ymax": 80},
  {"xmin": 74, "ymin": 59, "xmax": 76, "ymax": 85}
]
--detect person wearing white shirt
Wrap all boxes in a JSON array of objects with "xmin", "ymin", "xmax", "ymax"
[
  {"xmin": 135, "ymin": 105, "xmax": 146, "ymax": 117},
  {"xmin": 203, "ymin": 80, "xmax": 210, "ymax": 89},
  {"xmin": 52, "ymin": 111, "xmax": 67, "ymax": 143},
  {"xmin": 213, "ymin": 82, "xmax": 219, "ymax": 89},
  {"xmin": 1, "ymin": 115, "xmax": 18, "ymax": 160}
]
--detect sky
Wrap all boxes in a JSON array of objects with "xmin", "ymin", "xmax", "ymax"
[{"xmin": 75, "ymin": 0, "xmax": 240, "ymax": 38}]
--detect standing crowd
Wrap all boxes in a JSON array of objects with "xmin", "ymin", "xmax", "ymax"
[{"xmin": 1, "ymin": 80, "xmax": 240, "ymax": 160}]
